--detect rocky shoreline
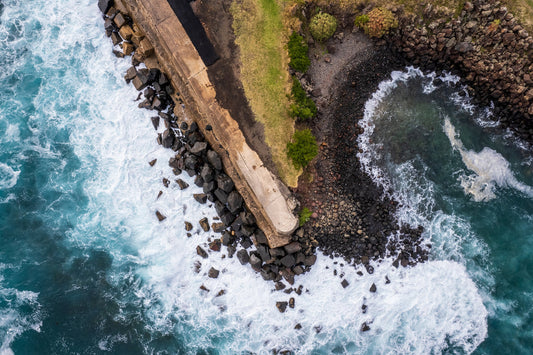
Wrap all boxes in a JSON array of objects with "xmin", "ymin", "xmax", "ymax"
[{"xmin": 98, "ymin": 1, "xmax": 319, "ymax": 296}]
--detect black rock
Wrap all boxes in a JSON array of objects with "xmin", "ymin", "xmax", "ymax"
[
  {"xmin": 155, "ymin": 211, "xmax": 166, "ymax": 221},
  {"xmin": 220, "ymin": 211, "xmax": 235, "ymax": 226},
  {"xmin": 203, "ymin": 181, "xmax": 216, "ymax": 193},
  {"xmin": 190, "ymin": 141, "xmax": 208, "ymax": 156},
  {"xmin": 216, "ymin": 174, "xmax": 234, "ymax": 193},
  {"xmin": 227, "ymin": 191, "xmax": 243, "ymax": 214},
  {"xmin": 256, "ymin": 245, "xmax": 271, "ymax": 262},
  {"xmin": 151, "ymin": 116, "xmax": 160, "ymax": 130},
  {"xmin": 240, "ymin": 224, "xmax": 255, "ymax": 237},
  {"xmin": 98, "ymin": 0, "xmax": 113, "ymax": 14},
  {"xmin": 144, "ymin": 87, "xmax": 155, "ymax": 100},
  {"xmin": 293, "ymin": 265, "xmax": 304, "ymax": 275},
  {"xmin": 270, "ymin": 247, "xmax": 285, "ymax": 258},
  {"xmin": 341, "ymin": 279, "xmax": 349, "ymax": 288},
  {"xmin": 369, "ymin": 283, "xmax": 377, "ymax": 293},
  {"xmin": 221, "ymin": 231, "xmax": 233, "ymax": 246},
  {"xmin": 207, "ymin": 150, "xmax": 223, "ymax": 171},
  {"xmin": 161, "ymin": 129, "xmax": 174, "ymax": 148},
  {"xmin": 159, "ymin": 73, "xmax": 169, "ymax": 86},
  {"xmin": 240, "ymin": 237, "xmax": 252, "ymax": 249},
  {"xmin": 124, "ymin": 66, "xmax": 137, "ymax": 82},
  {"xmin": 200, "ymin": 165, "xmax": 215, "ymax": 183},
  {"xmin": 214, "ymin": 201, "xmax": 226, "ymax": 215},
  {"xmin": 193, "ymin": 193, "xmax": 207, "ymax": 204},
  {"xmin": 194, "ymin": 175, "xmax": 204, "ymax": 187},
  {"xmin": 180, "ymin": 122, "xmax": 188, "ymax": 131},
  {"xmin": 360, "ymin": 322, "xmax": 370, "ymax": 332},
  {"xmin": 236, "ymin": 249, "xmax": 249, "ymax": 265},
  {"xmin": 304, "ymin": 255, "xmax": 317, "ymax": 266},
  {"xmin": 249, "ymin": 254, "xmax": 262, "ymax": 268},
  {"xmin": 189, "ymin": 121, "xmax": 198, "ymax": 132},
  {"xmin": 280, "ymin": 254, "xmax": 296, "ymax": 268},
  {"xmin": 214, "ymin": 188, "xmax": 228, "ymax": 204},
  {"xmin": 208, "ymin": 267, "xmax": 220, "ymax": 278},
  {"xmin": 284, "ymin": 242, "xmax": 302, "ymax": 254}
]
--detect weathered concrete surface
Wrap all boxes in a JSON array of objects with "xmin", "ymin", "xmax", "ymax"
[{"xmin": 119, "ymin": 0, "xmax": 298, "ymax": 247}]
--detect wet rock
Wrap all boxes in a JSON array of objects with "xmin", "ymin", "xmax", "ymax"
[
  {"xmin": 236, "ymin": 249, "xmax": 249, "ymax": 265},
  {"xmin": 221, "ymin": 231, "xmax": 233, "ymax": 246},
  {"xmin": 203, "ymin": 181, "xmax": 216, "ymax": 194},
  {"xmin": 148, "ymin": 159, "xmax": 157, "ymax": 167},
  {"xmin": 214, "ymin": 189, "xmax": 228, "ymax": 204},
  {"xmin": 270, "ymin": 247, "xmax": 285, "ymax": 258},
  {"xmin": 361, "ymin": 304, "xmax": 367, "ymax": 313},
  {"xmin": 280, "ymin": 254, "xmax": 296, "ymax": 268},
  {"xmin": 256, "ymin": 245, "xmax": 271, "ymax": 262},
  {"xmin": 207, "ymin": 150, "xmax": 223, "ymax": 171},
  {"xmin": 208, "ymin": 267, "xmax": 219, "ymax": 278},
  {"xmin": 209, "ymin": 239, "xmax": 221, "ymax": 252},
  {"xmin": 196, "ymin": 245, "xmax": 208, "ymax": 259},
  {"xmin": 289, "ymin": 297, "xmax": 295, "ymax": 308},
  {"xmin": 184, "ymin": 221, "xmax": 193, "ymax": 231},
  {"xmin": 193, "ymin": 193, "xmax": 207, "ymax": 204},
  {"xmin": 98, "ymin": 0, "xmax": 113, "ymax": 14},
  {"xmin": 360, "ymin": 323, "xmax": 370, "ymax": 332},
  {"xmin": 211, "ymin": 222, "xmax": 225, "ymax": 233},
  {"xmin": 216, "ymin": 289, "xmax": 226, "ymax": 297},
  {"xmin": 216, "ymin": 174, "xmax": 234, "ymax": 193},
  {"xmin": 220, "ymin": 210, "xmax": 235, "ymax": 226},
  {"xmin": 293, "ymin": 265, "xmax": 304, "ymax": 275},
  {"xmin": 227, "ymin": 191, "xmax": 243, "ymax": 213},
  {"xmin": 161, "ymin": 129, "xmax": 174, "ymax": 148},
  {"xmin": 151, "ymin": 116, "xmax": 160, "ymax": 130},
  {"xmin": 111, "ymin": 32, "xmax": 122, "ymax": 46},
  {"xmin": 304, "ymin": 255, "xmax": 317, "ymax": 266},
  {"xmin": 369, "ymin": 283, "xmax": 377, "ymax": 293},
  {"xmin": 124, "ymin": 66, "xmax": 137, "ymax": 82},
  {"xmin": 190, "ymin": 141, "xmax": 208, "ymax": 155},
  {"xmin": 284, "ymin": 242, "xmax": 302, "ymax": 254},
  {"xmin": 176, "ymin": 179, "xmax": 189, "ymax": 190},
  {"xmin": 276, "ymin": 301, "xmax": 288, "ymax": 313},
  {"xmin": 199, "ymin": 217, "xmax": 210, "ymax": 232},
  {"xmin": 155, "ymin": 211, "xmax": 166, "ymax": 221},
  {"xmin": 249, "ymin": 254, "xmax": 262, "ymax": 268},
  {"xmin": 341, "ymin": 279, "xmax": 349, "ymax": 288},
  {"xmin": 162, "ymin": 178, "xmax": 169, "ymax": 187},
  {"xmin": 294, "ymin": 323, "xmax": 302, "ymax": 330},
  {"xmin": 113, "ymin": 13, "xmax": 127, "ymax": 28}
]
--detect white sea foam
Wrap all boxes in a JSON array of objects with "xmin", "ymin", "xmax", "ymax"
[
  {"xmin": 0, "ymin": 163, "xmax": 19, "ymax": 190},
  {"xmin": 444, "ymin": 117, "xmax": 533, "ymax": 201}
]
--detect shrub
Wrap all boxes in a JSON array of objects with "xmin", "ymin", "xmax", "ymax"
[
  {"xmin": 287, "ymin": 128, "xmax": 318, "ymax": 169},
  {"xmin": 289, "ymin": 76, "xmax": 317, "ymax": 120},
  {"xmin": 309, "ymin": 12, "xmax": 337, "ymax": 42},
  {"xmin": 299, "ymin": 207, "xmax": 312, "ymax": 226},
  {"xmin": 356, "ymin": 7, "xmax": 398, "ymax": 38},
  {"xmin": 288, "ymin": 32, "xmax": 310, "ymax": 72}
]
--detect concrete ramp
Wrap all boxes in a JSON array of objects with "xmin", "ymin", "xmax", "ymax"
[{"xmin": 120, "ymin": 0, "xmax": 298, "ymax": 247}]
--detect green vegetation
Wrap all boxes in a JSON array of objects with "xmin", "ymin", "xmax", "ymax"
[
  {"xmin": 309, "ymin": 12, "xmax": 338, "ymax": 41},
  {"xmin": 290, "ymin": 76, "xmax": 317, "ymax": 120},
  {"xmin": 231, "ymin": 0, "xmax": 301, "ymax": 186},
  {"xmin": 356, "ymin": 7, "xmax": 398, "ymax": 38},
  {"xmin": 288, "ymin": 32, "xmax": 310, "ymax": 72},
  {"xmin": 298, "ymin": 207, "xmax": 313, "ymax": 226},
  {"xmin": 287, "ymin": 128, "xmax": 318, "ymax": 169},
  {"xmin": 487, "ymin": 19, "xmax": 501, "ymax": 33}
]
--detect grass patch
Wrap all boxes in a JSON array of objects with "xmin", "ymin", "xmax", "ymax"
[
  {"xmin": 298, "ymin": 207, "xmax": 312, "ymax": 226},
  {"xmin": 503, "ymin": 0, "xmax": 533, "ymax": 33},
  {"xmin": 231, "ymin": 0, "xmax": 301, "ymax": 187}
]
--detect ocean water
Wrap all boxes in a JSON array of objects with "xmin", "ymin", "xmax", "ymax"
[{"xmin": 0, "ymin": 0, "xmax": 530, "ymax": 354}]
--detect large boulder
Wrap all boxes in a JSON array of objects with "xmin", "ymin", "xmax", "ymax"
[
  {"xmin": 200, "ymin": 165, "xmax": 215, "ymax": 183},
  {"xmin": 236, "ymin": 249, "xmax": 249, "ymax": 265},
  {"xmin": 161, "ymin": 129, "xmax": 174, "ymax": 148},
  {"xmin": 207, "ymin": 150, "xmax": 223, "ymax": 171},
  {"xmin": 98, "ymin": 0, "xmax": 113, "ymax": 14},
  {"xmin": 190, "ymin": 141, "xmax": 208, "ymax": 156},
  {"xmin": 216, "ymin": 174, "xmax": 234, "ymax": 193},
  {"xmin": 284, "ymin": 242, "xmax": 302, "ymax": 254},
  {"xmin": 227, "ymin": 191, "xmax": 243, "ymax": 213}
]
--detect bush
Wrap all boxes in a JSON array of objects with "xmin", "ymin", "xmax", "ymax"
[
  {"xmin": 356, "ymin": 7, "xmax": 397, "ymax": 38},
  {"xmin": 309, "ymin": 12, "xmax": 337, "ymax": 42},
  {"xmin": 299, "ymin": 207, "xmax": 312, "ymax": 226},
  {"xmin": 288, "ymin": 32, "xmax": 310, "ymax": 73},
  {"xmin": 289, "ymin": 76, "xmax": 317, "ymax": 120},
  {"xmin": 287, "ymin": 128, "xmax": 318, "ymax": 169}
]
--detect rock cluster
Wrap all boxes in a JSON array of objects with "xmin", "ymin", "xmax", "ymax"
[
  {"xmin": 389, "ymin": 0, "xmax": 533, "ymax": 139},
  {"xmin": 99, "ymin": 2, "xmax": 317, "ymax": 287}
]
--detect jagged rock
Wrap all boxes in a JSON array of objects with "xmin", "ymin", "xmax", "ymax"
[
  {"xmin": 155, "ymin": 211, "xmax": 166, "ymax": 221},
  {"xmin": 111, "ymin": 32, "xmax": 122, "ymax": 46},
  {"xmin": 200, "ymin": 165, "xmax": 215, "ymax": 184},
  {"xmin": 240, "ymin": 224, "xmax": 254, "ymax": 237},
  {"xmin": 196, "ymin": 245, "xmax": 208, "ymax": 259},
  {"xmin": 256, "ymin": 245, "xmax": 271, "ymax": 262},
  {"xmin": 284, "ymin": 242, "xmax": 302, "ymax": 254},
  {"xmin": 294, "ymin": 323, "xmax": 302, "ymax": 330},
  {"xmin": 207, "ymin": 150, "xmax": 223, "ymax": 171},
  {"xmin": 227, "ymin": 191, "xmax": 243, "ymax": 213},
  {"xmin": 98, "ymin": 0, "xmax": 113, "ymax": 14},
  {"xmin": 151, "ymin": 116, "xmax": 160, "ymax": 130},
  {"xmin": 190, "ymin": 141, "xmax": 208, "ymax": 155},
  {"xmin": 280, "ymin": 254, "xmax": 296, "ymax": 268},
  {"xmin": 184, "ymin": 155, "xmax": 198, "ymax": 170},
  {"xmin": 211, "ymin": 222, "xmax": 225, "ymax": 233},
  {"xmin": 161, "ymin": 129, "xmax": 174, "ymax": 148},
  {"xmin": 199, "ymin": 217, "xmax": 210, "ymax": 232},
  {"xmin": 214, "ymin": 189, "xmax": 228, "ymax": 204},
  {"xmin": 113, "ymin": 13, "xmax": 127, "ymax": 29},
  {"xmin": 341, "ymin": 279, "xmax": 349, "ymax": 288},
  {"xmin": 193, "ymin": 193, "xmax": 207, "ymax": 204},
  {"xmin": 124, "ymin": 66, "xmax": 137, "ymax": 82},
  {"xmin": 304, "ymin": 255, "xmax": 317, "ymax": 266},
  {"xmin": 162, "ymin": 178, "xmax": 169, "ymax": 187},
  {"xmin": 119, "ymin": 25, "xmax": 134, "ymax": 41},
  {"xmin": 369, "ymin": 283, "xmax": 377, "ymax": 293},
  {"xmin": 209, "ymin": 239, "xmax": 221, "ymax": 252},
  {"xmin": 293, "ymin": 265, "xmax": 304, "ymax": 275},
  {"xmin": 249, "ymin": 254, "xmax": 262, "ymax": 268},
  {"xmin": 184, "ymin": 221, "xmax": 193, "ymax": 231},
  {"xmin": 148, "ymin": 159, "xmax": 157, "ymax": 166},
  {"xmin": 216, "ymin": 174, "xmax": 234, "ymax": 193},
  {"xmin": 220, "ymin": 210, "xmax": 235, "ymax": 226},
  {"xmin": 176, "ymin": 179, "xmax": 189, "ymax": 190},
  {"xmin": 208, "ymin": 267, "xmax": 220, "ymax": 278},
  {"xmin": 360, "ymin": 323, "xmax": 370, "ymax": 332},
  {"xmin": 122, "ymin": 42, "xmax": 134, "ymax": 56},
  {"xmin": 270, "ymin": 247, "xmax": 285, "ymax": 258},
  {"xmin": 236, "ymin": 249, "xmax": 249, "ymax": 265},
  {"xmin": 276, "ymin": 301, "xmax": 288, "ymax": 313},
  {"xmin": 221, "ymin": 231, "xmax": 233, "ymax": 246},
  {"xmin": 203, "ymin": 181, "xmax": 216, "ymax": 193},
  {"xmin": 289, "ymin": 297, "xmax": 295, "ymax": 308},
  {"xmin": 138, "ymin": 37, "xmax": 154, "ymax": 57}
]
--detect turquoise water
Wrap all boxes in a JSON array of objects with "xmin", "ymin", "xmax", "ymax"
[{"xmin": 0, "ymin": 0, "xmax": 531, "ymax": 353}]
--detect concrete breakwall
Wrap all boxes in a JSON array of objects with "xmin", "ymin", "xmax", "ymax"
[{"xmin": 116, "ymin": 0, "xmax": 298, "ymax": 247}]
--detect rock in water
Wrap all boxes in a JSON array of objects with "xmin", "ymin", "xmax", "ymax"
[
  {"xmin": 341, "ymin": 279, "xmax": 349, "ymax": 288},
  {"xmin": 196, "ymin": 246, "xmax": 208, "ymax": 259},
  {"xmin": 155, "ymin": 210, "xmax": 166, "ymax": 221},
  {"xmin": 199, "ymin": 217, "xmax": 210, "ymax": 232},
  {"xmin": 98, "ymin": 0, "xmax": 113, "ymax": 14},
  {"xmin": 236, "ymin": 249, "xmax": 249, "ymax": 265},
  {"xmin": 208, "ymin": 267, "xmax": 220, "ymax": 278},
  {"xmin": 369, "ymin": 283, "xmax": 377, "ymax": 293},
  {"xmin": 161, "ymin": 129, "xmax": 174, "ymax": 148},
  {"xmin": 276, "ymin": 301, "xmax": 288, "ymax": 313},
  {"xmin": 360, "ymin": 322, "xmax": 370, "ymax": 332}
]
